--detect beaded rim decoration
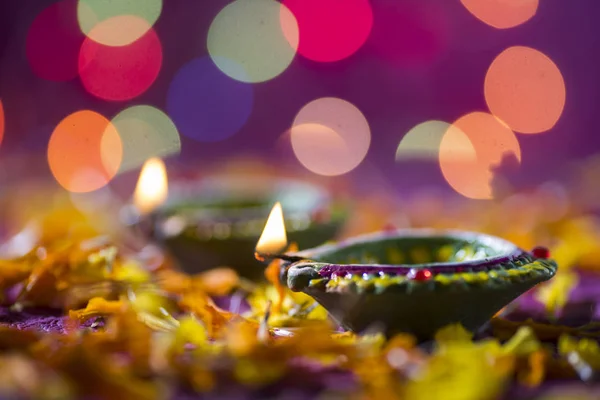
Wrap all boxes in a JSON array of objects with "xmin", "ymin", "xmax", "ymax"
[{"xmin": 283, "ymin": 229, "xmax": 557, "ymax": 294}]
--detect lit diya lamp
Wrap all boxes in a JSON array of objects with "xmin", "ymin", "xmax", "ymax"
[
  {"xmin": 146, "ymin": 172, "xmax": 347, "ymax": 280},
  {"xmin": 256, "ymin": 205, "xmax": 558, "ymax": 340},
  {"xmin": 120, "ymin": 158, "xmax": 169, "ymax": 243}
]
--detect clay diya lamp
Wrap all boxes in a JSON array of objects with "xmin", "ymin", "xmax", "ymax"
[
  {"xmin": 280, "ymin": 229, "xmax": 557, "ymax": 340},
  {"xmin": 152, "ymin": 176, "xmax": 348, "ymax": 280}
]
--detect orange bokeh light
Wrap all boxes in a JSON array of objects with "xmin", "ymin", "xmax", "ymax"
[
  {"xmin": 0, "ymin": 99, "xmax": 4, "ymax": 146},
  {"xmin": 485, "ymin": 46, "xmax": 566, "ymax": 134},
  {"xmin": 460, "ymin": 0, "xmax": 538, "ymax": 29},
  {"xmin": 48, "ymin": 110, "xmax": 122, "ymax": 193},
  {"xmin": 439, "ymin": 112, "xmax": 521, "ymax": 200},
  {"xmin": 290, "ymin": 123, "xmax": 350, "ymax": 176},
  {"xmin": 290, "ymin": 97, "xmax": 371, "ymax": 176}
]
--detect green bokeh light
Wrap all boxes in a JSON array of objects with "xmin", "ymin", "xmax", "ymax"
[
  {"xmin": 112, "ymin": 105, "xmax": 181, "ymax": 173},
  {"xmin": 395, "ymin": 120, "xmax": 452, "ymax": 161},
  {"xmin": 207, "ymin": 0, "xmax": 299, "ymax": 83},
  {"xmin": 78, "ymin": 0, "xmax": 162, "ymax": 46}
]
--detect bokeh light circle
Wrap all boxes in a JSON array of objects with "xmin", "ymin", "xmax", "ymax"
[
  {"xmin": 291, "ymin": 97, "xmax": 371, "ymax": 176},
  {"xmin": 439, "ymin": 112, "xmax": 521, "ymax": 200},
  {"xmin": 485, "ymin": 46, "xmax": 566, "ymax": 134},
  {"xmin": 78, "ymin": 21, "xmax": 162, "ymax": 101},
  {"xmin": 396, "ymin": 120, "xmax": 452, "ymax": 161},
  {"xmin": 207, "ymin": 0, "xmax": 298, "ymax": 83},
  {"xmin": 282, "ymin": 0, "xmax": 373, "ymax": 62},
  {"xmin": 290, "ymin": 123, "xmax": 348, "ymax": 175},
  {"xmin": 111, "ymin": 105, "xmax": 181, "ymax": 173},
  {"xmin": 48, "ymin": 110, "xmax": 122, "ymax": 193},
  {"xmin": 460, "ymin": 0, "xmax": 538, "ymax": 29},
  {"xmin": 26, "ymin": 0, "xmax": 84, "ymax": 81},
  {"xmin": 167, "ymin": 57, "xmax": 253, "ymax": 142},
  {"xmin": 80, "ymin": 15, "xmax": 158, "ymax": 48},
  {"xmin": 77, "ymin": 0, "xmax": 162, "ymax": 46}
]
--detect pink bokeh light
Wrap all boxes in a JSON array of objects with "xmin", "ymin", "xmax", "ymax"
[
  {"xmin": 78, "ymin": 23, "xmax": 162, "ymax": 101},
  {"xmin": 282, "ymin": 0, "xmax": 373, "ymax": 62}
]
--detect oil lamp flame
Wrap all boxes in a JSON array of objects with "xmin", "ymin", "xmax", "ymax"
[
  {"xmin": 133, "ymin": 158, "xmax": 168, "ymax": 215},
  {"xmin": 256, "ymin": 202, "xmax": 288, "ymax": 254}
]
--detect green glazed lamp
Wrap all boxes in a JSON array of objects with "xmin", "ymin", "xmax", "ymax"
[{"xmin": 280, "ymin": 229, "xmax": 557, "ymax": 340}]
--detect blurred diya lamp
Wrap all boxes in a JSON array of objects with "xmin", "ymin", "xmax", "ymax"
[
  {"xmin": 120, "ymin": 158, "xmax": 168, "ymax": 245},
  {"xmin": 263, "ymin": 222, "xmax": 557, "ymax": 340},
  {"xmin": 148, "ymin": 173, "xmax": 347, "ymax": 280}
]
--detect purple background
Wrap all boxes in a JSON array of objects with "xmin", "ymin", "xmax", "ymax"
[{"xmin": 0, "ymin": 0, "xmax": 597, "ymax": 196}]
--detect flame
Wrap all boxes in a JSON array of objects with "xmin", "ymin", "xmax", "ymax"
[
  {"xmin": 256, "ymin": 202, "xmax": 287, "ymax": 254},
  {"xmin": 133, "ymin": 158, "xmax": 168, "ymax": 215}
]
